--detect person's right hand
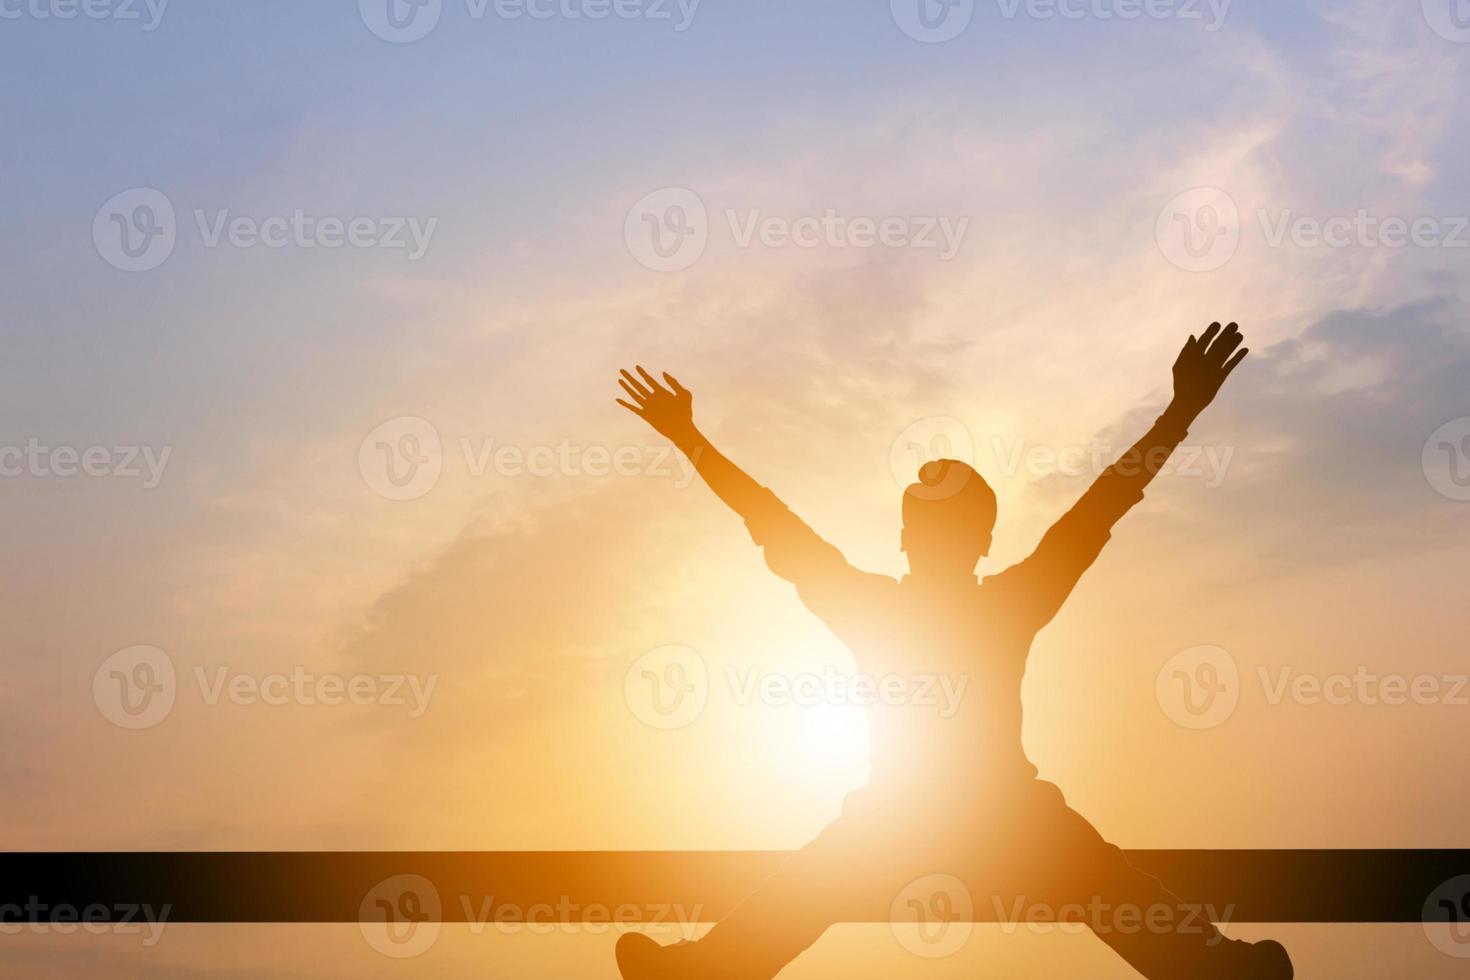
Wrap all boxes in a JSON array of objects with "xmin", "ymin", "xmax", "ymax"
[{"xmin": 616, "ymin": 366, "xmax": 695, "ymax": 442}]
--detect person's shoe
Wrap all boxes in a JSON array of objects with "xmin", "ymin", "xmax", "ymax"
[
  {"xmin": 1244, "ymin": 939, "xmax": 1294, "ymax": 979},
  {"xmin": 615, "ymin": 932, "xmax": 690, "ymax": 980}
]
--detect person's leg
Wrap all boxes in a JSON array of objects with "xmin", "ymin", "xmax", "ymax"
[
  {"xmin": 1020, "ymin": 781, "xmax": 1292, "ymax": 980},
  {"xmin": 617, "ymin": 792, "xmax": 888, "ymax": 980}
]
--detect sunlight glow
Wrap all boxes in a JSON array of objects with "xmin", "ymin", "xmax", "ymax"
[{"xmin": 794, "ymin": 703, "xmax": 871, "ymax": 771}]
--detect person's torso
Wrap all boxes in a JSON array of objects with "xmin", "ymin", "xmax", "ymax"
[{"xmin": 820, "ymin": 575, "xmax": 1039, "ymax": 790}]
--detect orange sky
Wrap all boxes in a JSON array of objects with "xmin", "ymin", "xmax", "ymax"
[{"xmin": 3, "ymin": 1, "xmax": 1470, "ymax": 976}]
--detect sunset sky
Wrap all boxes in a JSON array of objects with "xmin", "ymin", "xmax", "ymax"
[{"xmin": 3, "ymin": 0, "xmax": 1469, "ymax": 976}]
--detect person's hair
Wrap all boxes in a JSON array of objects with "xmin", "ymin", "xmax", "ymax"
[{"xmin": 901, "ymin": 459, "xmax": 997, "ymax": 536}]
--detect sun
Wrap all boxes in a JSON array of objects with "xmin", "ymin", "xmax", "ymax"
[{"xmin": 794, "ymin": 703, "xmax": 871, "ymax": 771}]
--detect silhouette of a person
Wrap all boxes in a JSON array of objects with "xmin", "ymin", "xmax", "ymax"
[{"xmin": 613, "ymin": 323, "xmax": 1292, "ymax": 980}]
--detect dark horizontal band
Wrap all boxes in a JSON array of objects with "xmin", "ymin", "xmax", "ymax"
[{"xmin": 1, "ymin": 850, "xmax": 1466, "ymax": 923}]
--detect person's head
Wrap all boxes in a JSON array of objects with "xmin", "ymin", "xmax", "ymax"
[{"xmin": 900, "ymin": 459, "xmax": 997, "ymax": 578}]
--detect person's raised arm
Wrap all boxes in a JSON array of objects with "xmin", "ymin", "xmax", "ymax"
[
  {"xmin": 1000, "ymin": 322, "xmax": 1248, "ymax": 628},
  {"xmin": 615, "ymin": 366, "xmax": 768, "ymax": 521},
  {"xmin": 615, "ymin": 366, "xmax": 864, "ymax": 601},
  {"xmin": 1073, "ymin": 320, "xmax": 1247, "ymax": 524}
]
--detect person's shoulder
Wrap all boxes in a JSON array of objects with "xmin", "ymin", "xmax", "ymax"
[
  {"xmin": 851, "ymin": 568, "xmax": 901, "ymax": 591},
  {"xmin": 978, "ymin": 561, "xmax": 1026, "ymax": 592},
  {"xmin": 799, "ymin": 567, "xmax": 899, "ymax": 627},
  {"xmin": 796, "ymin": 563, "xmax": 896, "ymax": 602},
  {"xmin": 976, "ymin": 566, "xmax": 1045, "ymax": 634},
  {"xmin": 839, "ymin": 568, "xmax": 902, "ymax": 608}
]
